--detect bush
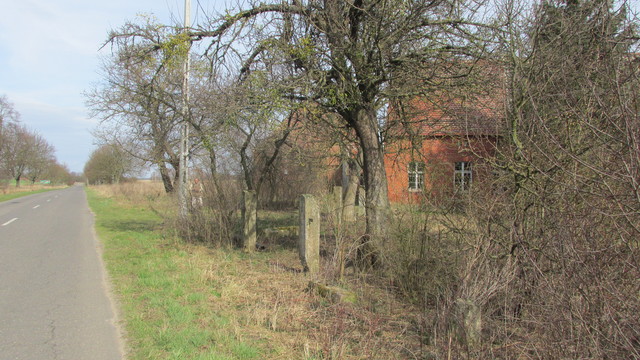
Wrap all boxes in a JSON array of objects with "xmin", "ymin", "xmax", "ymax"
[{"xmin": 176, "ymin": 176, "xmax": 242, "ymax": 247}]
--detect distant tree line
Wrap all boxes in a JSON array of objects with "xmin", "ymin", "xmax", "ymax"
[
  {"xmin": 0, "ymin": 95, "xmax": 74, "ymax": 187},
  {"xmin": 83, "ymin": 144, "xmax": 134, "ymax": 185}
]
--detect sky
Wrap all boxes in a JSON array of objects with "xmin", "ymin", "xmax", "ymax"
[{"xmin": 0, "ymin": 0, "xmax": 226, "ymax": 173}]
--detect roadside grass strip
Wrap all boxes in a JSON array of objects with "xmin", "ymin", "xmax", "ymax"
[
  {"xmin": 86, "ymin": 189, "xmax": 264, "ymax": 360},
  {"xmin": 0, "ymin": 188, "xmax": 60, "ymax": 203},
  {"xmin": 87, "ymin": 185, "xmax": 430, "ymax": 359}
]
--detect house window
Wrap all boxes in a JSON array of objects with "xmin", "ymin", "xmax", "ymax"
[
  {"xmin": 408, "ymin": 162, "xmax": 425, "ymax": 191},
  {"xmin": 454, "ymin": 161, "xmax": 472, "ymax": 191}
]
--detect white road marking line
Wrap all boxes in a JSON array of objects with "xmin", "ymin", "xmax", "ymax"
[
  {"xmin": 46, "ymin": 199, "xmax": 51, "ymax": 202},
  {"xmin": 33, "ymin": 205, "xmax": 40, "ymax": 209},
  {"xmin": 2, "ymin": 218, "xmax": 18, "ymax": 226}
]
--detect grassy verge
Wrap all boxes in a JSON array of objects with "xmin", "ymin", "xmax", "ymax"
[
  {"xmin": 87, "ymin": 184, "xmax": 429, "ymax": 359},
  {"xmin": 0, "ymin": 187, "xmax": 63, "ymax": 203},
  {"xmin": 87, "ymin": 188, "xmax": 271, "ymax": 360}
]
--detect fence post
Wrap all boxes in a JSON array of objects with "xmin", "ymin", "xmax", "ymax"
[
  {"xmin": 299, "ymin": 194, "xmax": 320, "ymax": 274},
  {"xmin": 332, "ymin": 186, "xmax": 343, "ymax": 223},
  {"xmin": 242, "ymin": 190, "xmax": 257, "ymax": 251}
]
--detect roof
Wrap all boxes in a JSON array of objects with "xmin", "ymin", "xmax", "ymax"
[
  {"xmin": 413, "ymin": 94, "xmax": 504, "ymax": 136},
  {"xmin": 387, "ymin": 63, "xmax": 506, "ymax": 138}
]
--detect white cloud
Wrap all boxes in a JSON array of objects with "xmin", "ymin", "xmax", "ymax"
[
  {"xmin": 0, "ymin": 0, "xmax": 230, "ymax": 172},
  {"xmin": 0, "ymin": 0, "xmax": 197, "ymax": 172}
]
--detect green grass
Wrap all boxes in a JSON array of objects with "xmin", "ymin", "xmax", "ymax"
[
  {"xmin": 0, "ymin": 187, "xmax": 62, "ymax": 203},
  {"xmin": 86, "ymin": 188, "xmax": 263, "ymax": 360},
  {"xmin": 85, "ymin": 184, "xmax": 431, "ymax": 359},
  {"xmin": 257, "ymin": 210, "xmax": 297, "ymax": 229}
]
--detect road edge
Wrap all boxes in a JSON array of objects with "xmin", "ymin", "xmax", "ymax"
[{"xmin": 82, "ymin": 186, "xmax": 129, "ymax": 359}]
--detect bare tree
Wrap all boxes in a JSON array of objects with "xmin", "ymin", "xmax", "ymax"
[
  {"xmin": 25, "ymin": 132, "xmax": 56, "ymax": 185},
  {"xmin": 87, "ymin": 19, "xmax": 186, "ymax": 193},
  {"xmin": 0, "ymin": 95, "xmax": 21, "ymax": 180},
  {"xmin": 0, "ymin": 95, "xmax": 20, "ymax": 130},
  {"xmin": 108, "ymin": 0, "xmax": 494, "ymax": 263},
  {"xmin": 1, "ymin": 123, "xmax": 44, "ymax": 187},
  {"xmin": 1, "ymin": 96, "xmax": 67, "ymax": 187}
]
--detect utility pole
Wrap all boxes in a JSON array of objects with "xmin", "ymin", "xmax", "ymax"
[{"xmin": 178, "ymin": 0, "xmax": 191, "ymax": 218}]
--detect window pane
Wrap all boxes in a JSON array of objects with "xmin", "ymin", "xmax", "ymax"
[
  {"xmin": 454, "ymin": 161, "xmax": 472, "ymax": 191},
  {"xmin": 463, "ymin": 173, "xmax": 471, "ymax": 190},
  {"xmin": 408, "ymin": 161, "xmax": 424, "ymax": 190}
]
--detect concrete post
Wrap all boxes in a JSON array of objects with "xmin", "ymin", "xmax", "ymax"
[
  {"xmin": 242, "ymin": 190, "xmax": 257, "ymax": 251},
  {"xmin": 455, "ymin": 298, "xmax": 482, "ymax": 348},
  {"xmin": 342, "ymin": 179, "xmax": 357, "ymax": 222},
  {"xmin": 299, "ymin": 194, "xmax": 320, "ymax": 274},
  {"xmin": 332, "ymin": 186, "xmax": 342, "ymax": 223}
]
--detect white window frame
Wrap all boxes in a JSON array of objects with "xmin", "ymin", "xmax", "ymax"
[
  {"xmin": 408, "ymin": 161, "xmax": 425, "ymax": 191},
  {"xmin": 454, "ymin": 161, "xmax": 472, "ymax": 191}
]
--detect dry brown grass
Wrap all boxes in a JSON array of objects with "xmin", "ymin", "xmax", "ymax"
[
  {"xmin": 182, "ymin": 245, "xmax": 433, "ymax": 359},
  {"xmin": 0, "ymin": 183, "xmax": 66, "ymax": 195},
  {"xmin": 89, "ymin": 181, "xmax": 166, "ymax": 203},
  {"xmin": 94, "ymin": 181, "xmax": 437, "ymax": 359}
]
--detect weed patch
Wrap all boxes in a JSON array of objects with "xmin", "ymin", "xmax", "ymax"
[
  {"xmin": 87, "ymin": 188, "xmax": 264, "ymax": 359},
  {"xmin": 87, "ymin": 184, "xmax": 435, "ymax": 359}
]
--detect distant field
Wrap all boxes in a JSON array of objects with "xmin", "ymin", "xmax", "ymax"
[{"xmin": 0, "ymin": 183, "xmax": 67, "ymax": 202}]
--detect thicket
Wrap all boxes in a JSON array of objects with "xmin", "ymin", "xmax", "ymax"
[{"xmin": 377, "ymin": 0, "xmax": 640, "ymax": 358}]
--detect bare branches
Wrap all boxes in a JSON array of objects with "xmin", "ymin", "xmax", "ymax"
[
  {"xmin": 458, "ymin": 0, "xmax": 640, "ymax": 357},
  {"xmin": 1, "ymin": 122, "xmax": 57, "ymax": 187},
  {"xmin": 100, "ymin": 0, "xmax": 498, "ymax": 246},
  {"xmin": 190, "ymin": 3, "xmax": 307, "ymax": 42}
]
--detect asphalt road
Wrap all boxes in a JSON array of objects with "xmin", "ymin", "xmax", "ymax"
[{"xmin": 0, "ymin": 185, "xmax": 124, "ymax": 360}]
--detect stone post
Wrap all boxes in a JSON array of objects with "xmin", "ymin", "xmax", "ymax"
[
  {"xmin": 299, "ymin": 194, "xmax": 320, "ymax": 274},
  {"xmin": 455, "ymin": 298, "xmax": 482, "ymax": 348},
  {"xmin": 242, "ymin": 190, "xmax": 257, "ymax": 251},
  {"xmin": 342, "ymin": 179, "xmax": 357, "ymax": 222},
  {"xmin": 332, "ymin": 186, "xmax": 342, "ymax": 223}
]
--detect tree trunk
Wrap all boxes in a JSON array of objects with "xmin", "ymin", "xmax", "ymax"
[
  {"xmin": 171, "ymin": 160, "xmax": 180, "ymax": 192},
  {"xmin": 239, "ymin": 134, "xmax": 254, "ymax": 191},
  {"xmin": 209, "ymin": 147, "xmax": 227, "ymax": 205},
  {"xmin": 351, "ymin": 105, "xmax": 390, "ymax": 267},
  {"xmin": 158, "ymin": 162, "xmax": 174, "ymax": 193},
  {"xmin": 342, "ymin": 158, "xmax": 360, "ymax": 222}
]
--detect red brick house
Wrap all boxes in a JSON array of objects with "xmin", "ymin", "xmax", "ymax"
[
  {"xmin": 384, "ymin": 91, "xmax": 503, "ymax": 203},
  {"xmin": 264, "ymin": 87, "xmax": 503, "ymax": 206}
]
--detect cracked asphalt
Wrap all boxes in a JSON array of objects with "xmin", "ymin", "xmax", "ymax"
[{"xmin": 0, "ymin": 185, "xmax": 124, "ymax": 359}]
